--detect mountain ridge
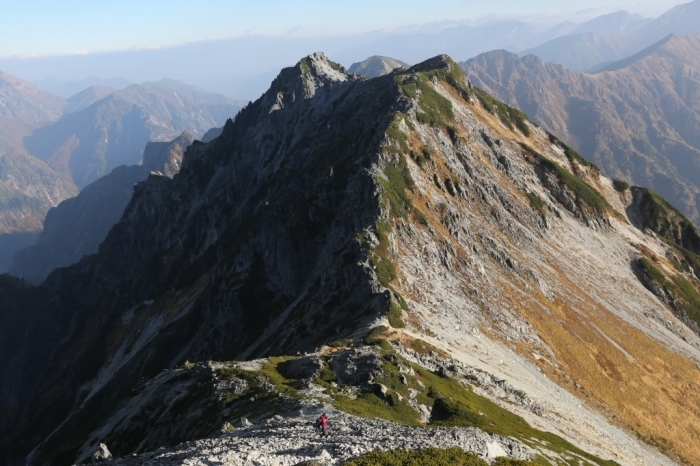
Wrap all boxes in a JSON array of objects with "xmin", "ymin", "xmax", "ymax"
[{"xmin": 2, "ymin": 52, "xmax": 700, "ymax": 465}]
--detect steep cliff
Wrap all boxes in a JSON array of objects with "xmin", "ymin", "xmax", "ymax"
[
  {"xmin": 10, "ymin": 132, "xmax": 194, "ymax": 284},
  {"xmin": 2, "ymin": 53, "xmax": 700, "ymax": 466}
]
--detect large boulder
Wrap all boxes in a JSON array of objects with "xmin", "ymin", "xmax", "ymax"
[{"xmin": 91, "ymin": 443, "xmax": 111, "ymax": 462}]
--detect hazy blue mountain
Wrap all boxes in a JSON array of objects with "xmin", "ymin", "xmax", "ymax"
[
  {"xmin": 200, "ymin": 126, "xmax": 223, "ymax": 143},
  {"xmin": 23, "ymin": 79, "xmax": 241, "ymax": 187},
  {"xmin": 521, "ymin": 1, "xmax": 700, "ymax": 70},
  {"xmin": 32, "ymin": 76, "xmax": 131, "ymax": 98},
  {"xmin": 0, "ymin": 70, "xmax": 65, "ymax": 122},
  {"xmin": 348, "ymin": 56, "xmax": 409, "ymax": 77},
  {"xmin": 63, "ymin": 85, "xmax": 115, "ymax": 114},
  {"xmin": 628, "ymin": 0, "xmax": 700, "ymax": 51},
  {"xmin": 462, "ymin": 33, "xmax": 700, "ymax": 222},
  {"xmin": 521, "ymin": 33, "xmax": 633, "ymax": 71},
  {"xmin": 0, "ymin": 149, "xmax": 77, "ymax": 272},
  {"xmin": 0, "ymin": 71, "xmax": 77, "ymax": 272},
  {"xmin": 569, "ymin": 11, "xmax": 652, "ymax": 35}
]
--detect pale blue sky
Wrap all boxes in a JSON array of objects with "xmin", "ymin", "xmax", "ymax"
[{"xmin": 0, "ymin": 0, "xmax": 679, "ymax": 57}]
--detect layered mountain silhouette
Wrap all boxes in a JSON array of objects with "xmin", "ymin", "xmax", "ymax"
[
  {"xmin": 523, "ymin": 0, "xmax": 700, "ymax": 70},
  {"xmin": 462, "ymin": 33, "xmax": 700, "ymax": 222},
  {"xmin": 2, "ymin": 52, "xmax": 700, "ymax": 465},
  {"xmin": 0, "ymin": 71, "xmax": 78, "ymax": 272},
  {"xmin": 23, "ymin": 79, "xmax": 241, "ymax": 187},
  {"xmin": 9, "ymin": 132, "xmax": 194, "ymax": 284},
  {"xmin": 62, "ymin": 85, "xmax": 115, "ymax": 115}
]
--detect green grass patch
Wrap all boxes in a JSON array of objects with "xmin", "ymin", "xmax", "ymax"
[
  {"xmin": 343, "ymin": 447, "xmax": 491, "ymax": 466},
  {"xmin": 372, "ymin": 256, "xmax": 397, "ymax": 287},
  {"xmin": 415, "ymin": 74, "xmax": 455, "ymax": 127},
  {"xmin": 634, "ymin": 188, "xmax": 700, "ymax": 258},
  {"xmin": 612, "ymin": 179, "xmax": 629, "ymax": 192},
  {"xmin": 637, "ymin": 257, "xmax": 700, "ymax": 328},
  {"xmin": 379, "ymin": 157, "xmax": 415, "ymax": 219},
  {"xmin": 388, "ymin": 300, "xmax": 406, "ymax": 328},
  {"xmin": 329, "ymin": 346, "xmax": 618, "ymax": 465},
  {"xmin": 520, "ymin": 143, "xmax": 610, "ymax": 215},
  {"xmin": 547, "ymin": 133, "xmax": 598, "ymax": 170},
  {"xmin": 473, "ymin": 87, "xmax": 530, "ymax": 136},
  {"xmin": 386, "ymin": 115, "xmax": 410, "ymax": 154},
  {"xmin": 363, "ymin": 326, "xmax": 390, "ymax": 345},
  {"xmin": 525, "ymin": 192, "xmax": 547, "ymax": 219},
  {"xmin": 259, "ymin": 357, "xmax": 300, "ymax": 397},
  {"xmin": 316, "ymin": 362, "xmax": 339, "ymax": 389},
  {"xmin": 328, "ymin": 338, "xmax": 353, "ymax": 348}
]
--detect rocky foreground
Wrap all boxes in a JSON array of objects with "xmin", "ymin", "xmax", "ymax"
[{"xmin": 109, "ymin": 402, "xmax": 527, "ymax": 466}]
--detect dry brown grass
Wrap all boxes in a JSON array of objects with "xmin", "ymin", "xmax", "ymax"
[{"xmin": 516, "ymin": 276, "xmax": 700, "ymax": 465}]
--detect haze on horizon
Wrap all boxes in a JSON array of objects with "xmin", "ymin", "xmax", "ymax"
[{"xmin": 2, "ymin": 0, "xmax": 678, "ymax": 57}]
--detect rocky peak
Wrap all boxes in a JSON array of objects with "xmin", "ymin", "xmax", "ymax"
[
  {"xmin": 142, "ymin": 130, "xmax": 193, "ymax": 178},
  {"xmin": 263, "ymin": 52, "xmax": 356, "ymax": 112}
]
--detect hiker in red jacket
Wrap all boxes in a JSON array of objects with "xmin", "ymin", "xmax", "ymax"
[{"xmin": 315, "ymin": 413, "xmax": 329, "ymax": 437}]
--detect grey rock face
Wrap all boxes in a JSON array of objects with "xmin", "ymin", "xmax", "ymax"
[
  {"xmin": 142, "ymin": 131, "xmax": 193, "ymax": 178},
  {"xmin": 283, "ymin": 356, "xmax": 323, "ymax": 381},
  {"xmin": 0, "ymin": 52, "xmax": 392, "ymax": 464},
  {"xmin": 330, "ymin": 348, "xmax": 383, "ymax": 386}
]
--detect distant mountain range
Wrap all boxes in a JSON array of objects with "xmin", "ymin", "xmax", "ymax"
[
  {"xmin": 523, "ymin": 0, "xmax": 700, "ymax": 70},
  {"xmin": 0, "ymin": 70, "xmax": 241, "ymax": 271},
  {"xmin": 462, "ymin": 32, "xmax": 700, "ymax": 222},
  {"xmin": 32, "ymin": 76, "xmax": 132, "ymax": 98},
  {"xmin": 348, "ymin": 56, "xmax": 409, "ymax": 78},
  {"xmin": 0, "ymin": 3, "xmax": 688, "ymax": 101},
  {"xmin": 23, "ymin": 78, "xmax": 241, "ymax": 188}
]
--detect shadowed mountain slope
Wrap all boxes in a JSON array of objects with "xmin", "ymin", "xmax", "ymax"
[
  {"xmin": 9, "ymin": 131, "xmax": 193, "ymax": 284},
  {"xmin": 462, "ymin": 34, "xmax": 700, "ymax": 222},
  {"xmin": 23, "ymin": 79, "xmax": 241, "ymax": 187},
  {"xmin": 2, "ymin": 53, "xmax": 700, "ymax": 466}
]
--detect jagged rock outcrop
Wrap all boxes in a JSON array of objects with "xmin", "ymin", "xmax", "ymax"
[
  {"xmin": 2, "ymin": 51, "xmax": 700, "ymax": 466},
  {"xmin": 10, "ymin": 132, "xmax": 194, "ymax": 284}
]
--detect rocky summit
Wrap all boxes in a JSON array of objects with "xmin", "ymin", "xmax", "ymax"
[{"xmin": 2, "ymin": 51, "xmax": 700, "ymax": 466}]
